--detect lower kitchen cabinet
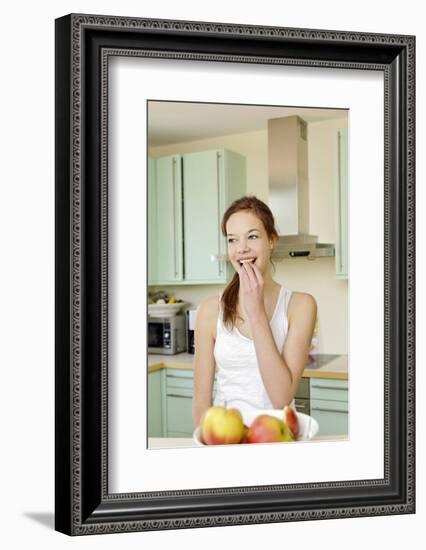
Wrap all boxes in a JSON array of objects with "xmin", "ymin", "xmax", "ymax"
[
  {"xmin": 166, "ymin": 395, "xmax": 194, "ymax": 437},
  {"xmin": 309, "ymin": 378, "xmax": 348, "ymax": 437},
  {"xmin": 165, "ymin": 368, "xmax": 217, "ymax": 437},
  {"xmin": 148, "ymin": 369, "xmax": 165, "ymax": 437},
  {"xmin": 310, "ymin": 399, "xmax": 348, "ymax": 436},
  {"xmin": 148, "ymin": 367, "xmax": 218, "ymax": 438},
  {"xmin": 165, "ymin": 369, "xmax": 194, "ymax": 436}
]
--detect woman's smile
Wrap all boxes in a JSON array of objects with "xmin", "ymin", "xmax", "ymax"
[
  {"xmin": 225, "ymin": 210, "xmax": 274, "ymax": 274},
  {"xmin": 238, "ymin": 257, "xmax": 257, "ymax": 265}
]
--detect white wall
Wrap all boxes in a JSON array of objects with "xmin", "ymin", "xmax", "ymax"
[{"xmin": 1, "ymin": 1, "xmax": 423, "ymax": 549}]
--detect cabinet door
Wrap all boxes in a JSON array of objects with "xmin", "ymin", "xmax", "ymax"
[
  {"xmin": 309, "ymin": 378, "xmax": 349, "ymax": 437},
  {"xmin": 310, "ymin": 399, "xmax": 348, "ymax": 436},
  {"xmin": 183, "ymin": 150, "xmax": 246, "ymax": 283},
  {"xmin": 183, "ymin": 150, "xmax": 225, "ymax": 282},
  {"xmin": 165, "ymin": 369, "xmax": 193, "ymax": 436},
  {"xmin": 148, "ymin": 370, "xmax": 164, "ymax": 437},
  {"xmin": 310, "ymin": 378, "xmax": 348, "ymax": 402},
  {"xmin": 336, "ymin": 129, "xmax": 348, "ymax": 279},
  {"xmin": 148, "ymin": 157, "xmax": 157, "ymax": 284},
  {"xmin": 166, "ymin": 395, "xmax": 193, "ymax": 436},
  {"xmin": 155, "ymin": 155, "xmax": 184, "ymax": 283}
]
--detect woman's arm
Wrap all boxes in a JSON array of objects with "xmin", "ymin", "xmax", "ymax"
[
  {"xmin": 192, "ymin": 298, "xmax": 217, "ymax": 428},
  {"xmin": 251, "ymin": 293, "xmax": 317, "ymax": 409},
  {"xmin": 239, "ymin": 261, "xmax": 316, "ymax": 408},
  {"xmin": 250, "ymin": 293, "xmax": 317, "ymax": 408}
]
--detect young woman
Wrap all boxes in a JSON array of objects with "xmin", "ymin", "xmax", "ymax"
[{"xmin": 192, "ymin": 196, "xmax": 317, "ymax": 428}]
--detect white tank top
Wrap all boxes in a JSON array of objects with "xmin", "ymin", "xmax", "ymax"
[{"xmin": 213, "ymin": 285, "xmax": 294, "ymax": 411}]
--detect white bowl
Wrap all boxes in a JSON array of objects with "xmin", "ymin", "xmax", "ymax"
[
  {"xmin": 193, "ymin": 409, "xmax": 319, "ymax": 446},
  {"xmin": 148, "ymin": 302, "xmax": 189, "ymax": 318}
]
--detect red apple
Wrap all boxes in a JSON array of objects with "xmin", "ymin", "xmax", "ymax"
[
  {"xmin": 283, "ymin": 405, "xmax": 300, "ymax": 439},
  {"xmin": 246, "ymin": 414, "xmax": 295, "ymax": 444},
  {"xmin": 200, "ymin": 406, "xmax": 245, "ymax": 445}
]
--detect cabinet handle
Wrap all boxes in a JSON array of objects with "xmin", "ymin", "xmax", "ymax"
[
  {"xmin": 167, "ymin": 393, "xmax": 193, "ymax": 399},
  {"xmin": 311, "ymin": 407, "xmax": 347, "ymax": 414},
  {"xmin": 311, "ymin": 385, "xmax": 348, "ymax": 391},
  {"xmin": 210, "ymin": 254, "xmax": 228, "ymax": 262},
  {"xmin": 172, "ymin": 158, "xmax": 178, "ymax": 277},
  {"xmin": 216, "ymin": 152, "xmax": 222, "ymax": 276},
  {"xmin": 167, "ymin": 374, "xmax": 192, "ymax": 380}
]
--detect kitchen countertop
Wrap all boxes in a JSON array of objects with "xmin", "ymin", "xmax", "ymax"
[
  {"xmin": 148, "ymin": 352, "xmax": 348, "ymax": 380},
  {"xmin": 148, "ymin": 434, "xmax": 349, "ymax": 449}
]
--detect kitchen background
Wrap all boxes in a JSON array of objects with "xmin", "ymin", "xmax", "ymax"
[
  {"xmin": 148, "ymin": 102, "xmax": 348, "ymax": 354},
  {"xmin": 147, "ymin": 101, "xmax": 349, "ymax": 446}
]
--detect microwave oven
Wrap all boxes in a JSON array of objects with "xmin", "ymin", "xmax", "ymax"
[{"xmin": 148, "ymin": 314, "xmax": 187, "ymax": 355}]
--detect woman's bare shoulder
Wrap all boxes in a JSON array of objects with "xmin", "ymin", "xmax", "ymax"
[
  {"xmin": 196, "ymin": 295, "xmax": 221, "ymax": 340},
  {"xmin": 288, "ymin": 291, "xmax": 317, "ymax": 319},
  {"xmin": 197, "ymin": 294, "xmax": 221, "ymax": 319}
]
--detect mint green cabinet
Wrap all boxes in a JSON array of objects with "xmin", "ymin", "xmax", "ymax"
[
  {"xmin": 183, "ymin": 149, "xmax": 246, "ymax": 283},
  {"xmin": 165, "ymin": 369, "xmax": 194, "ymax": 437},
  {"xmin": 310, "ymin": 378, "xmax": 348, "ymax": 437},
  {"xmin": 153, "ymin": 155, "xmax": 184, "ymax": 284},
  {"xmin": 148, "ymin": 369, "xmax": 165, "ymax": 437},
  {"xmin": 148, "ymin": 157, "xmax": 158, "ymax": 284},
  {"xmin": 336, "ymin": 129, "xmax": 348, "ymax": 279},
  {"xmin": 148, "ymin": 149, "xmax": 246, "ymax": 285},
  {"xmin": 149, "ymin": 367, "xmax": 216, "ymax": 437}
]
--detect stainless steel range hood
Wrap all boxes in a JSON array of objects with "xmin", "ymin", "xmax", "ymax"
[{"xmin": 268, "ymin": 116, "xmax": 335, "ymax": 260}]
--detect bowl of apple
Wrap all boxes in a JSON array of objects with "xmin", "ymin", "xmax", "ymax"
[{"xmin": 193, "ymin": 406, "xmax": 319, "ymax": 446}]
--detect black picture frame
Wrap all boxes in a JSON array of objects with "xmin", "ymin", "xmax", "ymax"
[{"xmin": 55, "ymin": 13, "xmax": 415, "ymax": 535}]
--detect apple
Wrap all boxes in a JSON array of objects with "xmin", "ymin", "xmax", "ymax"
[
  {"xmin": 283, "ymin": 405, "xmax": 300, "ymax": 439},
  {"xmin": 200, "ymin": 406, "xmax": 245, "ymax": 445},
  {"xmin": 240, "ymin": 424, "xmax": 250, "ymax": 444},
  {"xmin": 246, "ymin": 414, "xmax": 295, "ymax": 444}
]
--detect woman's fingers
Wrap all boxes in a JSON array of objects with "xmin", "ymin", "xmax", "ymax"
[
  {"xmin": 242, "ymin": 261, "xmax": 257, "ymax": 286},
  {"xmin": 238, "ymin": 261, "xmax": 248, "ymax": 286},
  {"xmin": 250, "ymin": 261, "xmax": 264, "ymax": 286}
]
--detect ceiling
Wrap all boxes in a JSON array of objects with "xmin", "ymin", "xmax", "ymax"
[{"xmin": 148, "ymin": 101, "xmax": 348, "ymax": 147}]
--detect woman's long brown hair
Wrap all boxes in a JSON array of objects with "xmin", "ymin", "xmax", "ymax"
[{"xmin": 220, "ymin": 195, "xmax": 279, "ymax": 331}]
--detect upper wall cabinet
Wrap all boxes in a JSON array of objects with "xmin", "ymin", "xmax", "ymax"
[
  {"xmin": 153, "ymin": 155, "xmax": 184, "ymax": 284},
  {"xmin": 148, "ymin": 149, "xmax": 246, "ymax": 285},
  {"xmin": 183, "ymin": 149, "xmax": 246, "ymax": 283},
  {"xmin": 336, "ymin": 129, "xmax": 348, "ymax": 279},
  {"xmin": 148, "ymin": 157, "xmax": 158, "ymax": 285}
]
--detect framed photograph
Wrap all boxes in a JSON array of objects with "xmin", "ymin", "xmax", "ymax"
[{"xmin": 55, "ymin": 14, "xmax": 415, "ymax": 535}]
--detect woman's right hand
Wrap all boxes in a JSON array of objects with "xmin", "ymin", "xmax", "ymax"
[{"xmin": 237, "ymin": 260, "xmax": 266, "ymax": 324}]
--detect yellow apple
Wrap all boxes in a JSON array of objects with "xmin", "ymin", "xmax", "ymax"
[{"xmin": 200, "ymin": 406, "xmax": 245, "ymax": 445}]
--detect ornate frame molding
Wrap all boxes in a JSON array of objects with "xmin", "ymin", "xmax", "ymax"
[{"xmin": 55, "ymin": 14, "xmax": 415, "ymax": 535}]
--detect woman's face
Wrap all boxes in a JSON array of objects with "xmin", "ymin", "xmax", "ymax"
[{"xmin": 225, "ymin": 210, "xmax": 274, "ymax": 275}]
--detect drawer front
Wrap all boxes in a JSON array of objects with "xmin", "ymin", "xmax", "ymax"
[
  {"xmin": 167, "ymin": 395, "xmax": 193, "ymax": 434},
  {"xmin": 167, "ymin": 387, "xmax": 193, "ymax": 398},
  {"xmin": 166, "ymin": 368, "xmax": 193, "ymax": 379},
  {"xmin": 295, "ymin": 377, "xmax": 310, "ymax": 399},
  {"xmin": 310, "ymin": 398, "xmax": 348, "ymax": 436},
  {"xmin": 166, "ymin": 374, "xmax": 193, "ymax": 391},
  {"xmin": 310, "ymin": 378, "xmax": 348, "ymax": 402}
]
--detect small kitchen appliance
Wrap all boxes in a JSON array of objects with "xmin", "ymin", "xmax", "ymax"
[{"xmin": 148, "ymin": 313, "xmax": 186, "ymax": 355}]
